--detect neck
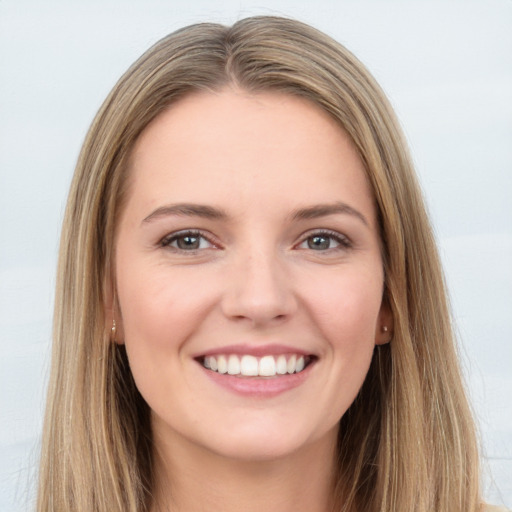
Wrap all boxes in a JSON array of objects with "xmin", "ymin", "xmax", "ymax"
[{"xmin": 151, "ymin": 428, "xmax": 338, "ymax": 512}]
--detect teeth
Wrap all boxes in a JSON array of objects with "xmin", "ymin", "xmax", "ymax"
[
  {"xmin": 288, "ymin": 355, "xmax": 297, "ymax": 373},
  {"xmin": 286, "ymin": 354, "xmax": 296, "ymax": 374},
  {"xmin": 227, "ymin": 355, "xmax": 240, "ymax": 375},
  {"xmin": 201, "ymin": 354, "xmax": 310, "ymax": 377},
  {"xmin": 259, "ymin": 355, "xmax": 276, "ymax": 376},
  {"xmin": 217, "ymin": 355, "xmax": 228, "ymax": 374},
  {"xmin": 276, "ymin": 355, "xmax": 287, "ymax": 375},
  {"xmin": 240, "ymin": 355, "xmax": 259, "ymax": 376}
]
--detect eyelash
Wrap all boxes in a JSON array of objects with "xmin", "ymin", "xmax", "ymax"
[
  {"xmin": 296, "ymin": 230, "xmax": 352, "ymax": 252},
  {"xmin": 160, "ymin": 230, "xmax": 217, "ymax": 252},
  {"xmin": 160, "ymin": 228, "xmax": 352, "ymax": 254}
]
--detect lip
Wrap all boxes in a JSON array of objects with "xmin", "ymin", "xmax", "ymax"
[
  {"xmin": 194, "ymin": 343, "xmax": 312, "ymax": 358},
  {"xmin": 195, "ymin": 347, "xmax": 317, "ymax": 398}
]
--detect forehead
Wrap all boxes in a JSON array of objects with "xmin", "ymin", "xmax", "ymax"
[{"xmin": 126, "ymin": 88, "xmax": 375, "ymax": 224}]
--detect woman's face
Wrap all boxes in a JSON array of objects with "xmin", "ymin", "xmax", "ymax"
[{"xmin": 115, "ymin": 89, "xmax": 391, "ymax": 462}]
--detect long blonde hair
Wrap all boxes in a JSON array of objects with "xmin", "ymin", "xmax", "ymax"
[{"xmin": 37, "ymin": 16, "xmax": 480, "ymax": 512}]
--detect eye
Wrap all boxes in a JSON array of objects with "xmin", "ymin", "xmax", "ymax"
[
  {"xmin": 297, "ymin": 231, "xmax": 351, "ymax": 251},
  {"xmin": 161, "ymin": 230, "xmax": 215, "ymax": 251}
]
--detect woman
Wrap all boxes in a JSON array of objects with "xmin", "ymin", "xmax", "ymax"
[{"xmin": 36, "ymin": 15, "xmax": 498, "ymax": 512}]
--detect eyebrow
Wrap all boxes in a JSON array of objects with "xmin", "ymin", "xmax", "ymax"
[
  {"xmin": 142, "ymin": 203, "xmax": 228, "ymax": 224},
  {"xmin": 291, "ymin": 202, "xmax": 369, "ymax": 227},
  {"xmin": 142, "ymin": 201, "xmax": 369, "ymax": 227}
]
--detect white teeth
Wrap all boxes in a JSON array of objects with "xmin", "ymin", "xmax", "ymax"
[
  {"xmin": 202, "ymin": 353, "xmax": 310, "ymax": 377},
  {"xmin": 240, "ymin": 355, "xmax": 259, "ymax": 376},
  {"xmin": 276, "ymin": 355, "xmax": 287, "ymax": 375},
  {"xmin": 217, "ymin": 355, "xmax": 228, "ymax": 374},
  {"xmin": 259, "ymin": 355, "xmax": 276, "ymax": 376},
  {"xmin": 227, "ymin": 355, "xmax": 240, "ymax": 375},
  {"xmin": 286, "ymin": 354, "xmax": 296, "ymax": 374}
]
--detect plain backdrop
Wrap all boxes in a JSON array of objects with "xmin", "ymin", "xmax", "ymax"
[{"xmin": 1, "ymin": 1, "xmax": 511, "ymax": 510}]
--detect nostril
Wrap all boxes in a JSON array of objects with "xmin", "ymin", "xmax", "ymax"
[{"xmin": 220, "ymin": 263, "xmax": 298, "ymax": 325}]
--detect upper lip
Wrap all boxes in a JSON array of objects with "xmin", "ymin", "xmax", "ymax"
[{"xmin": 193, "ymin": 344, "xmax": 314, "ymax": 358}]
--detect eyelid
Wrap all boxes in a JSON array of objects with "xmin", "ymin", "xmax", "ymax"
[
  {"xmin": 160, "ymin": 229, "xmax": 221, "ymax": 251},
  {"xmin": 295, "ymin": 229, "xmax": 352, "ymax": 250},
  {"xmin": 158, "ymin": 228, "xmax": 351, "ymax": 253}
]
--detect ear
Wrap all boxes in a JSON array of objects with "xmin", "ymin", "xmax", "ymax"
[
  {"xmin": 104, "ymin": 276, "xmax": 125, "ymax": 345},
  {"xmin": 375, "ymin": 298, "xmax": 393, "ymax": 346}
]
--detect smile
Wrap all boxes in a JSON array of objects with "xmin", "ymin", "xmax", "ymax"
[{"xmin": 201, "ymin": 354, "xmax": 312, "ymax": 377}]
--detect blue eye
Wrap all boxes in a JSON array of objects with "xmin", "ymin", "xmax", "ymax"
[{"xmin": 162, "ymin": 231, "xmax": 213, "ymax": 251}]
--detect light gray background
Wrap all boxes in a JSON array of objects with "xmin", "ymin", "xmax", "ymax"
[{"xmin": 1, "ymin": 1, "xmax": 511, "ymax": 510}]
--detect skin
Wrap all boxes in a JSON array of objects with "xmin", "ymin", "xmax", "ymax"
[{"xmin": 113, "ymin": 88, "xmax": 392, "ymax": 512}]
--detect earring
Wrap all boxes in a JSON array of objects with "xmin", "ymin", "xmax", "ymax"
[
  {"xmin": 111, "ymin": 319, "xmax": 117, "ymax": 343},
  {"xmin": 381, "ymin": 325, "xmax": 392, "ymax": 343}
]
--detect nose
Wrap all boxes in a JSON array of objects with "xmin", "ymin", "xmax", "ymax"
[{"xmin": 221, "ymin": 247, "xmax": 297, "ymax": 326}]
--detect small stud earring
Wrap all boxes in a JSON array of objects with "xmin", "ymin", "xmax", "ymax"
[
  {"xmin": 382, "ymin": 325, "xmax": 388, "ymax": 333},
  {"xmin": 111, "ymin": 319, "xmax": 117, "ymax": 342}
]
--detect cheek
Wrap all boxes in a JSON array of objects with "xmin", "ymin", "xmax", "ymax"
[
  {"xmin": 302, "ymin": 268, "xmax": 383, "ymax": 342},
  {"xmin": 307, "ymin": 271, "xmax": 383, "ymax": 417},
  {"xmin": 118, "ymin": 264, "xmax": 217, "ymax": 350},
  {"xmin": 116, "ymin": 264, "xmax": 220, "ymax": 409}
]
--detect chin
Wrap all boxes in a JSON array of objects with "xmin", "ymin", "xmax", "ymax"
[
  {"xmin": 197, "ymin": 419, "xmax": 337, "ymax": 464},
  {"xmin": 208, "ymin": 434, "xmax": 308, "ymax": 462}
]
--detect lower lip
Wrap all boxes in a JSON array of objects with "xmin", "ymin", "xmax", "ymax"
[{"xmin": 199, "ymin": 362, "xmax": 315, "ymax": 398}]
